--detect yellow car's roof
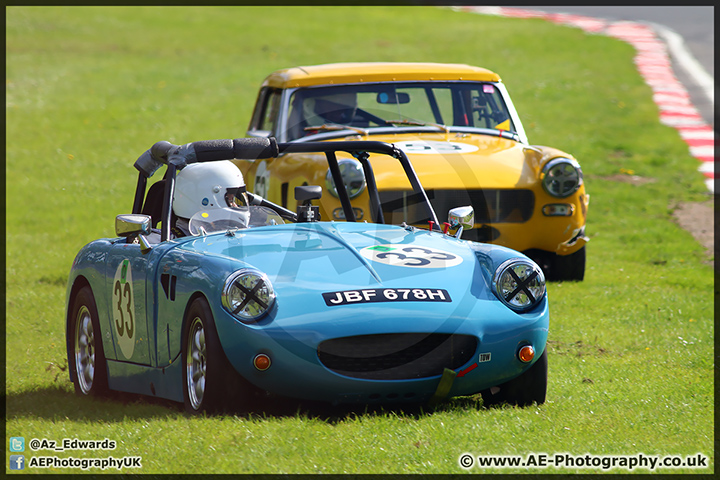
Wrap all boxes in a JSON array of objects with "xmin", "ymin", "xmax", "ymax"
[{"xmin": 262, "ymin": 62, "xmax": 502, "ymax": 88}]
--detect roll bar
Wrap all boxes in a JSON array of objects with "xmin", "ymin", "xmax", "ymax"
[{"xmin": 132, "ymin": 137, "xmax": 439, "ymax": 241}]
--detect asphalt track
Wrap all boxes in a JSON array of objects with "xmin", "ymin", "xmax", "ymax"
[
  {"xmin": 525, "ymin": 6, "xmax": 713, "ymax": 126},
  {"xmin": 454, "ymin": 6, "xmax": 715, "ymax": 193}
]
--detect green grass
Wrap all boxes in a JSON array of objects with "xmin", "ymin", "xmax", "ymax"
[{"xmin": 6, "ymin": 6, "xmax": 714, "ymax": 475}]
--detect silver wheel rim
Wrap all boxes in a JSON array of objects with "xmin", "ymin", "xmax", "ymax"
[
  {"xmin": 74, "ymin": 305, "xmax": 95, "ymax": 394},
  {"xmin": 186, "ymin": 317, "xmax": 206, "ymax": 410}
]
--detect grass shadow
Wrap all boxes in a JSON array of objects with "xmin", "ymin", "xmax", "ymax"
[
  {"xmin": 5, "ymin": 385, "xmax": 487, "ymax": 424},
  {"xmin": 5, "ymin": 385, "xmax": 182, "ymax": 423},
  {"xmin": 238, "ymin": 392, "xmax": 486, "ymax": 424}
]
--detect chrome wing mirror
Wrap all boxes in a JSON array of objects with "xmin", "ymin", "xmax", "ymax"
[
  {"xmin": 116, "ymin": 214, "xmax": 153, "ymax": 253},
  {"xmin": 448, "ymin": 206, "xmax": 474, "ymax": 239}
]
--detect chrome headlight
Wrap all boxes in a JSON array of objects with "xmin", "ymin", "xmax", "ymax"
[
  {"xmin": 221, "ymin": 269, "xmax": 275, "ymax": 322},
  {"xmin": 326, "ymin": 158, "xmax": 366, "ymax": 199},
  {"xmin": 492, "ymin": 259, "xmax": 545, "ymax": 312},
  {"xmin": 541, "ymin": 157, "xmax": 583, "ymax": 198}
]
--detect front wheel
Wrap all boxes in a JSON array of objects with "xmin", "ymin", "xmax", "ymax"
[
  {"xmin": 68, "ymin": 286, "xmax": 108, "ymax": 397},
  {"xmin": 181, "ymin": 297, "xmax": 255, "ymax": 414},
  {"xmin": 552, "ymin": 246, "xmax": 586, "ymax": 281},
  {"xmin": 481, "ymin": 349, "xmax": 547, "ymax": 407}
]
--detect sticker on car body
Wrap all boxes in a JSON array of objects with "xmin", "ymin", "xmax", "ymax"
[
  {"xmin": 323, "ymin": 288, "xmax": 451, "ymax": 306},
  {"xmin": 112, "ymin": 259, "xmax": 136, "ymax": 359},
  {"xmin": 394, "ymin": 140, "xmax": 479, "ymax": 155},
  {"xmin": 359, "ymin": 245, "xmax": 463, "ymax": 268}
]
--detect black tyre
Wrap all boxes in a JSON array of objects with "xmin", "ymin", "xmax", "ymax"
[
  {"xmin": 181, "ymin": 297, "xmax": 254, "ymax": 414},
  {"xmin": 552, "ymin": 246, "xmax": 586, "ymax": 281},
  {"xmin": 481, "ymin": 349, "xmax": 547, "ymax": 407},
  {"xmin": 68, "ymin": 286, "xmax": 108, "ymax": 397}
]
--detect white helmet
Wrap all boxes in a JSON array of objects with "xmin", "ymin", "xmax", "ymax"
[{"xmin": 173, "ymin": 161, "xmax": 246, "ymax": 219}]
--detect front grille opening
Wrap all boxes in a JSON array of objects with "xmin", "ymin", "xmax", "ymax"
[
  {"xmin": 318, "ymin": 333, "xmax": 477, "ymax": 380},
  {"xmin": 379, "ymin": 189, "xmax": 535, "ymax": 226}
]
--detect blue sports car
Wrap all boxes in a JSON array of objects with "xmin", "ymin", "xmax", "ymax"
[{"xmin": 66, "ymin": 137, "xmax": 549, "ymax": 413}]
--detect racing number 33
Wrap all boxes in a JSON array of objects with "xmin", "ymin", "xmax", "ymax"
[
  {"xmin": 112, "ymin": 259, "xmax": 136, "ymax": 358},
  {"xmin": 360, "ymin": 245, "xmax": 463, "ymax": 268},
  {"xmin": 114, "ymin": 280, "xmax": 134, "ymax": 338}
]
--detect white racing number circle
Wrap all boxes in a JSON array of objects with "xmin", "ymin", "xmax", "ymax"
[
  {"xmin": 394, "ymin": 140, "xmax": 478, "ymax": 155},
  {"xmin": 254, "ymin": 160, "xmax": 270, "ymax": 198},
  {"xmin": 112, "ymin": 259, "xmax": 136, "ymax": 359},
  {"xmin": 360, "ymin": 244, "xmax": 462, "ymax": 268}
]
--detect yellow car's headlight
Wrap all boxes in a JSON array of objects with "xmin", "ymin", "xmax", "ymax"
[
  {"xmin": 326, "ymin": 158, "xmax": 366, "ymax": 199},
  {"xmin": 541, "ymin": 157, "xmax": 583, "ymax": 198}
]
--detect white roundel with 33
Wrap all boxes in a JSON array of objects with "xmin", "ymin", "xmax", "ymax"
[
  {"xmin": 394, "ymin": 140, "xmax": 479, "ymax": 155},
  {"xmin": 360, "ymin": 244, "xmax": 463, "ymax": 268}
]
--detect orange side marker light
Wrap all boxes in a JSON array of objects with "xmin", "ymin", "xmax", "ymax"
[
  {"xmin": 518, "ymin": 345, "xmax": 535, "ymax": 363},
  {"xmin": 253, "ymin": 353, "xmax": 272, "ymax": 371}
]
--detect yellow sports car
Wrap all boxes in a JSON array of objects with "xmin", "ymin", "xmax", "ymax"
[{"xmin": 240, "ymin": 62, "xmax": 589, "ymax": 280}]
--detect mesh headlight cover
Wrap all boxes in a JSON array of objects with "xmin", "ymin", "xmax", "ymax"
[
  {"xmin": 222, "ymin": 269, "xmax": 275, "ymax": 322},
  {"xmin": 492, "ymin": 259, "xmax": 546, "ymax": 311}
]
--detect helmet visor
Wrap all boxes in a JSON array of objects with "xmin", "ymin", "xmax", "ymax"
[{"xmin": 225, "ymin": 186, "xmax": 249, "ymax": 208}]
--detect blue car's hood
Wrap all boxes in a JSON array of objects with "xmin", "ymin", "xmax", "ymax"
[
  {"xmin": 172, "ymin": 222, "xmax": 535, "ymax": 330},
  {"xmin": 175, "ymin": 222, "xmax": 514, "ymax": 292}
]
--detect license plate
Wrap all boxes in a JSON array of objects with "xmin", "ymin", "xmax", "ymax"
[{"xmin": 323, "ymin": 288, "xmax": 451, "ymax": 306}]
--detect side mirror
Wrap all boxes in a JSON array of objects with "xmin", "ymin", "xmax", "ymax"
[
  {"xmin": 116, "ymin": 214, "xmax": 151, "ymax": 237},
  {"xmin": 295, "ymin": 185, "xmax": 322, "ymax": 204},
  {"xmin": 295, "ymin": 186, "xmax": 322, "ymax": 223},
  {"xmin": 116, "ymin": 214, "xmax": 152, "ymax": 253},
  {"xmin": 448, "ymin": 206, "xmax": 474, "ymax": 239}
]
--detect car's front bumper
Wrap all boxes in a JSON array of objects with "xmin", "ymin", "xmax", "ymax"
[{"xmin": 214, "ymin": 297, "xmax": 549, "ymax": 405}]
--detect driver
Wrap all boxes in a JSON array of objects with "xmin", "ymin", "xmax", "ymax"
[
  {"xmin": 172, "ymin": 161, "xmax": 250, "ymax": 236},
  {"xmin": 312, "ymin": 92, "xmax": 358, "ymax": 125}
]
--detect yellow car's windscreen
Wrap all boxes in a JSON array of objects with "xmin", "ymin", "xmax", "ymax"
[{"xmin": 286, "ymin": 81, "xmax": 516, "ymax": 141}]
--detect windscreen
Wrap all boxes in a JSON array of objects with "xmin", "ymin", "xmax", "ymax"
[
  {"xmin": 285, "ymin": 81, "xmax": 516, "ymax": 141},
  {"xmin": 188, "ymin": 206, "xmax": 284, "ymax": 235}
]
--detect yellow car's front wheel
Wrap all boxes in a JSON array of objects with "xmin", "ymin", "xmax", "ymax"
[
  {"xmin": 552, "ymin": 246, "xmax": 586, "ymax": 281},
  {"xmin": 526, "ymin": 246, "xmax": 586, "ymax": 282}
]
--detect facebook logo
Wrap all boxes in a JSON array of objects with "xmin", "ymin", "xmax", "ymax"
[
  {"xmin": 9, "ymin": 455, "xmax": 25, "ymax": 470},
  {"xmin": 9, "ymin": 437, "xmax": 25, "ymax": 452}
]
